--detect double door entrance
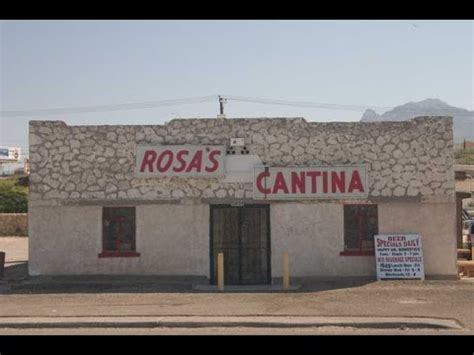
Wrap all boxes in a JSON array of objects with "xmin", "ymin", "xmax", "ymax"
[{"xmin": 210, "ymin": 204, "xmax": 271, "ymax": 285}]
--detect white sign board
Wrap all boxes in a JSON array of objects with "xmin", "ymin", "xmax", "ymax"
[
  {"xmin": 253, "ymin": 165, "xmax": 368, "ymax": 200},
  {"xmin": 223, "ymin": 155, "xmax": 263, "ymax": 183},
  {"xmin": 0, "ymin": 147, "xmax": 21, "ymax": 161},
  {"xmin": 136, "ymin": 145, "xmax": 225, "ymax": 177},
  {"xmin": 374, "ymin": 234, "xmax": 425, "ymax": 280}
]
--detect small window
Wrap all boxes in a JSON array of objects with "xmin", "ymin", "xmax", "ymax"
[
  {"xmin": 99, "ymin": 207, "xmax": 140, "ymax": 258},
  {"xmin": 341, "ymin": 204, "xmax": 378, "ymax": 256}
]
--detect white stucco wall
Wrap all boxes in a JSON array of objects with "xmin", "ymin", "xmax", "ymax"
[
  {"xmin": 29, "ymin": 204, "xmax": 209, "ymax": 276},
  {"xmin": 378, "ymin": 202, "xmax": 457, "ymax": 277},
  {"xmin": 271, "ymin": 203, "xmax": 375, "ymax": 278},
  {"xmin": 29, "ymin": 201, "xmax": 457, "ymax": 278},
  {"xmin": 270, "ymin": 201, "xmax": 457, "ymax": 278}
]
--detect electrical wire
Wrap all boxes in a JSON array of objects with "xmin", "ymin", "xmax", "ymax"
[
  {"xmin": 1, "ymin": 94, "xmax": 472, "ymax": 118},
  {"xmin": 0, "ymin": 95, "xmax": 217, "ymax": 117},
  {"xmin": 224, "ymin": 95, "xmax": 474, "ymax": 117},
  {"xmin": 224, "ymin": 95, "xmax": 393, "ymax": 112}
]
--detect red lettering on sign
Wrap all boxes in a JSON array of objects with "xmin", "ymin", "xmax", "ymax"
[
  {"xmin": 331, "ymin": 171, "xmax": 345, "ymax": 193},
  {"xmin": 348, "ymin": 170, "xmax": 364, "ymax": 193},
  {"xmin": 254, "ymin": 167, "xmax": 367, "ymax": 198},
  {"xmin": 256, "ymin": 171, "xmax": 271, "ymax": 194},
  {"xmin": 306, "ymin": 171, "xmax": 321, "ymax": 193},
  {"xmin": 137, "ymin": 146, "xmax": 224, "ymax": 176},
  {"xmin": 273, "ymin": 172, "xmax": 289, "ymax": 194},
  {"xmin": 172, "ymin": 150, "xmax": 189, "ymax": 172},
  {"xmin": 186, "ymin": 150, "xmax": 203, "ymax": 172},
  {"xmin": 205, "ymin": 150, "xmax": 221, "ymax": 172},
  {"xmin": 291, "ymin": 171, "xmax": 306, "ymax": 194},
  {"xmin": 322, "ymin": 171, "xmax": 328, "ymax": 193},
  {"xmin": 156, "ymin": 150, "xmax": 173, "ymax": 173},
  {"xmin": 140, "ymin": 150, "xmax": 157, "ymax": 173}
]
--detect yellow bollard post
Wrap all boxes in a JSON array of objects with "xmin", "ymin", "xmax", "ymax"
[
  {"xmin": 283, "ymin": 251, "xmax": 290, "ymax": 292},
  {"xmin": 217, "ymin": 252, "xmax": 224, "ymax": 292}
]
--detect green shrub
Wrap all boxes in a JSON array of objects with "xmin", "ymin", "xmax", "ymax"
[
  {"xmin": 0, "ymin": 190, "xmax": 28, "ymax": 213},
  {"xmin": 455, "ymin": 148, "xmax": 474, "ymax": 165},
  {"xmin": 0, "ymin": 176, "xmax": 28, "ymax": 213}
]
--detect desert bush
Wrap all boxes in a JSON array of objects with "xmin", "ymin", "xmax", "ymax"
[
  {"xmin": 0, "ymin": 176, "xmax": 28, "ymax": 213},
  {"xmin": 0, "ymin": 190, "xmax": 28, "ymax": 213},
  {"xmin": 455, "ymin": 148, "xmax": 474, "ymax": 165}
]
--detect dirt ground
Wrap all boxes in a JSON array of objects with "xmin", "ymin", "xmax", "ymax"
[{"xmin": 0, "ymin": 236, "xmax": 28, "ymax": 264}]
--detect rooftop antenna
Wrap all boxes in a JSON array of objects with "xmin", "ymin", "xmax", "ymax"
[{"xmin": 217, "ymin": 96, "xmax": 227, "ymax": 119}]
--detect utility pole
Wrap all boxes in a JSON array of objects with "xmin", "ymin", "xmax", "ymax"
[{"xmin": 217, "ymin": 96, "xmax": 227, "ymax": 119}]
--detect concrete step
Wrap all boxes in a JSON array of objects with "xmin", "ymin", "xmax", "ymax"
[{"xmin": 193, "ymin": 283, "xmax": 302, "ymax": 292}]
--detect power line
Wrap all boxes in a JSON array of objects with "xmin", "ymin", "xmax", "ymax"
[
  {"xmin": 0, "ymin": 96, "xmax": 217, "ymax": 118},
  {"xmin": 1, "ymin": 94, "xmax": 472, "ymax": 118},
  {"xmin": 225, "ymin": 95, "xmax": 394, "ymax": 112},
  {"xmin": 224, "ymin": 95, "xmax": 474, "ymax": 116}
]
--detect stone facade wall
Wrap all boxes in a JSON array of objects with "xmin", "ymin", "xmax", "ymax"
[
  {"xmin": 0, "ymin": 213, "xmax": 28, "ymax": 236},
  {"xmin": 28, "ymin": 116, "xmax": 454, "ymax": 205}
]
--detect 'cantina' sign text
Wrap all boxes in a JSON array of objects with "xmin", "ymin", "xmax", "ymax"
[
  {"xmin": 136, "ymin": 145, "xmax": 225, "ymax": 177},
  {"xmin": 253, "ymin": 166, "xmax": 368, "ymax": 199}
]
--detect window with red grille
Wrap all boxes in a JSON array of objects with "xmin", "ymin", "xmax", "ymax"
[
  {"xmin": 99, "ymin": 207, "xmax": 140, "ymax": 258},
  {"xmin": 341, "ymin": 204, "xmax": 378, "ymax": 256}
]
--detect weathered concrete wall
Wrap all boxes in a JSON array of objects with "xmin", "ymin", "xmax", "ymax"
[
  {"xmin": 271, "ymin": 201, "xmax": 457, "ymax": 278},
  {"xmin": 137, "ymin": 204, "xmax": 209, "ymax": 276},
  {"xmin": 378, "ymin": 202, "xmax": 457, "ymax": 277},
  {"xmin": 0, "ymin": 213, "xmax": 28, "ymax": 236},
  {"xmin": 28, "ymin": 117, "xmax": 455, "ymax": 205},
  {"xmin": 29, "ymin": 206, "xmax": 101, "ymax": 276},
  {"xmin": 271, "ymin": 202, "xmax": 376, "ymax": 277},
  {"xmin": 28, "ymin": 205, "xmax": 209, "ymax": 276},
  {"xmin": 29, "ymin": 201, "xmax": 456, "ymax": 277}
]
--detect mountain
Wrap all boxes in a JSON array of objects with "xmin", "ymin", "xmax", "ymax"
[{"xmin": 360, "ymin": 99, "xmax": 474, "ymax": 142}]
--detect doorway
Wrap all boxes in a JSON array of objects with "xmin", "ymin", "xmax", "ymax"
[{"xmin": 210, "ymin": 204, "xmax": 271, "ymax": 285}]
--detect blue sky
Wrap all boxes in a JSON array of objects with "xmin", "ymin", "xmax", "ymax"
[{"xmin": 1, "ymin": 20, "xmax": 473, "ymax": 155}]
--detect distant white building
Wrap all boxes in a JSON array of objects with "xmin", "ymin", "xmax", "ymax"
[{"xmin": 0, "ymin": 160, "xmax": 29, "ymax": 176}]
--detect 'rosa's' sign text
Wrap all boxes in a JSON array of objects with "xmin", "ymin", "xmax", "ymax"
[
  {"xmin": 136, "ymin": 145, "xmax": 225, "ymax": 177},
  {"xmin": 253, "ymin": 166, "xmax": 368, "ymax": 199}
]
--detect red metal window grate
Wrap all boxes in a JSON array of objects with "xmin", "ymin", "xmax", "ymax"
[{"xmin": 341, "ymin": 204, "xmax": 378, "ymax": 256}]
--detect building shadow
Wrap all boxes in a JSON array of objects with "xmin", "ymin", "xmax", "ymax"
[
  {"xmin": 3, "ymin": 261, "xmax": 28, "ymax": 282},
  {"xmin": 293, "ymin": 277, "xmax": 377, "ymax": 292},
  {"xmin": 2, "ymin": 267, "xmax": 377, "ymax": 295}
]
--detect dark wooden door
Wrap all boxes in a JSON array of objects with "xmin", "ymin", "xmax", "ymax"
[
  {"xmin": 240, "ymin": 207, "xmax": 270, "ymax": 284},
  {"xmin": 210, "ymin": 205, "xmax": 270, "ymax": 285},
  {"xmin": 211, "ymin": 206, "xmax": 240, "ymax": 285}
]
